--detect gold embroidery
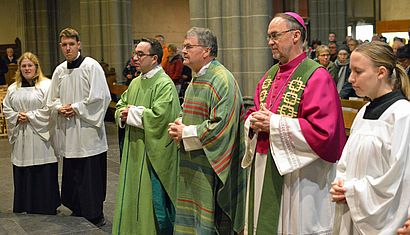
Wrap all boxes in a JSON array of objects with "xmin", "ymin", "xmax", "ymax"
[
  {"xmin": 278, "ymin": 77, "xmax": 305, "ymax": 118},
  {"xmin": 260, "ymin": 76, "xmax": 273, "ymax": 106}
]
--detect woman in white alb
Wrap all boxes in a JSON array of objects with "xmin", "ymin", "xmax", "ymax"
[
  {"xmin": 2, "ymin": 52, "xmax": 60, "ymax": 214},
  {"xmin": 330, "ymin": 41, "xmax": 410, "ymax": 234}
]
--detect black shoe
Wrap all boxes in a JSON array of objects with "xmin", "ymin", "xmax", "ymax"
[{"xmin": 90, "ymin": 216, "xmax": 106, "ymax": 227}]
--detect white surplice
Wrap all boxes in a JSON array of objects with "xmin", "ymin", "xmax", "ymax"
[
  {"xmin": 2, "ymin": 79, "xmax": 58, "ymax": 166},
  {"xmin": 334, "ymin": 100, "xmax": 410, "ymax": 235},
  {"xmin": 47, "ymin": 57, "xmax": 111, "ymax": 158},
  {"xmin": 242, "ymin": 114, "xmax": 335, "ymax": 235}
]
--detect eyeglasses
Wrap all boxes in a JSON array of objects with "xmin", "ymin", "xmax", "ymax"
[
  {"xmin": 266, "ymin": 29, "xmax": 296, "ymax": 41},
  {"xmin": 319, "ymin": 54, "xmax": 330, "ymax": 57},
  {"xmin": 183, "ymin": 44, "xmax": 207, "ymax": 50},
  {"xmin": 133, "ymin": 51, "xmax": 154, "ymax": 59}
]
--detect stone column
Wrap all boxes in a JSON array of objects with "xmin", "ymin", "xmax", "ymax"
[
  {"xmin": 189, "ymin": 0, "xmax": 273, "ymax": 96},
  {"xmin": 309, "ymin": 0, "xmax": 347, "ymax": 45},
  {"xmin": 79, "ymin": 0, "xmax": 132, "ymax": 83},
  {"xmin": 23, "ymin": 0, "xmax": 59, "ymax": 76}
]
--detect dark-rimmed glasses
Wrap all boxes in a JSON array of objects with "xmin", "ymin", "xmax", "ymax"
[
  {"xmin": 133, "ymin": 51, "xmax": 154, "ymax": 59},
  {"xmin": 266, "ymin": 29, "xmax": 297, "ymax": 41}
]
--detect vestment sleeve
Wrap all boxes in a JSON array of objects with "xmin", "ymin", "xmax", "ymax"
[
  {"xmin": 269, "ymin": 113, "xmax": 320, "ymax": 175},
  {"xmin": 2, "ymin": 87, "xmax": 18, "ymax": 144},
  {"xmin": 26, "ymin": 81, "xmax": 52, "ymax": 141},
  {"xmin": 297, "ymin": 68, "xmax": 346, "ymax": 162},
  {"xmin": 47, "ymin": 69, "xmax": 63, "ymax": 112},
  {"xmin": 71, "ymin": 63, "xmax": 111, "ymax": 127}
]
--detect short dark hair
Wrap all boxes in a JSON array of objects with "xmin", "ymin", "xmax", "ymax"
[
  {"xmin": 140, "ymin": 37, "xmax": 163, "ymax": 64},
  {"xmin": 59, "ymin": 27, "xmax": 80, "ymax": 42},
  {"xmin": 311, "ymin": 39, "xmax": 322, "ymax": 46},
  {"xmin": 397, "ymin": 44, "xmax": 410, "ymax": 59}
]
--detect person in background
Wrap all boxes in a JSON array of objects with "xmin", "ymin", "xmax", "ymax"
[
  {"xmin": 122, "ymin": 44, "xmax": 140, "ymax": 86},
  {"xmin": 0, "ymin": 56, "xmax": 7, "ymax": 85},
  {"xmin": 329, "ymin": 41, "xmax": 338, "ymax": 62},
  {"xmin": 179, "ymin": 64, "xmax": 192, "ymax": 103},
  {"xmin": 155, "ymin": 34, "xmax": 169, "ymax": 68},
  {"xmin": 397, "ymin": 44, "xmax": 410, "ymax": 78},
  {"xmin": 329, "ymin": 31, "xmax": 337, "ymax": 43},
  {"xmin": 347, "ymin": 38, "xmax": 359, "ymax": 53},
  {"xmin": 47, "ymin": 27, "xmax": 111, "ymax": 227},
  {"xmin": 316, "ymin": 45, "xmax": 338, "ymax": 82},
  {"xmin": 242, "ymin": 12, "xmax": 346, "ymax": 234},
  {"xmin": 168, "ymin": 26, "xmax": 246, "ymax": 234},
  {"xmin": 112, "ymin": 37, "xmax": 180, "ymax": 234},
  {"xmin": 330, "ymin": 41, "xmax": 410, "ymax": 234},
  {"xmin": 3, "ymin": 52, "xmax": 60, "ymax": 215},
  {"xmin": 164, "ymin": 43, "xmax": 184, "ymax": 94},
  {"xmin": 3, "ymin": 47, "xmax": 17, "ymax": 65},
  {"xmin": 334, "ymin": 47, "xmax": 356, "ymax": 99},
  {"xmin": 392, "ymin": 39, "xmax": 405, "ymax": 55},
  {"xmin": 308, "ymin": 39, "xmax": 321, "ymax": 60}
]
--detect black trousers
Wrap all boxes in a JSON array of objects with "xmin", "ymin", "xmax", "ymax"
[
  {"xmin": 13, "ymin": 162, "xmax": 60, "ymax": 215},
  {"xmin": 61, "ymin": 152, "xmax": 107, "ymax": 220}
]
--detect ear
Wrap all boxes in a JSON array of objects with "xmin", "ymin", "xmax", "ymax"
[
  {"xmin": 293, "ymin": 30, "xmax": 301, "ymax": 43},
  {"xmin": 202, "ymin": 47, "xmax": 211, "ymax": 59},
  {"xmin": 152, "ymin": 54, "xmax": 158, "ymax": 65},
  {"xmin": 78, "ymin": 41, "xmax": 81, "ymax": 49},
  {"xmin": 377, "ymin": 66, "xmax": 388, "ymax": 80}
]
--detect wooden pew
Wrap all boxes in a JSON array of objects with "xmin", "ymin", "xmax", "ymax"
[
  {"xmin": 340, "ymin": 99, "xmax": 367, "ymax": 136},
  {"xmin": 5, "ymin": 64, "xmax": 17, "ymax": 85},
  {"xmin": 0, "ymin": 85, "xmax": 8, "ymax": 137}
]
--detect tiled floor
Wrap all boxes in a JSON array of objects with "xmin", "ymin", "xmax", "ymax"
[{"xmin": 0, "ymin": 121, "xmax": 121, "ymax": 234}]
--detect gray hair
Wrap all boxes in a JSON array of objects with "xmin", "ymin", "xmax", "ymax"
[{"xmin": 186, "ymin": 27, "xmax": 218, "ymax": 57}]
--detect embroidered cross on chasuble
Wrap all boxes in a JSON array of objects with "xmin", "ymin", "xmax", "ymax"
[{"xmin": 260, "ymin": 59, "xmax": 321, "ymax": 118}]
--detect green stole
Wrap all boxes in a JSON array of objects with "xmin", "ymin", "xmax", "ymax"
[{"xmin": 249, "ymin": 59, "xmax": 321, "ymax": 234}]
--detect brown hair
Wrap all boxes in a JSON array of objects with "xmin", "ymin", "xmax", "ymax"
[
  {"xmin": 59, "ymin": 27, "xmax": 80, "ymax": 42},
  {"xmin": 355, "ymin": 41, "xmax": 410, "ymax": 99},
  {"xmin": 15, "ymin": 52, "xmax": 47, "ymax": 88}
]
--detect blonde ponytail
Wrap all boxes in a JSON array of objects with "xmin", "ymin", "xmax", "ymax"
[{"xmin": 395, "ymin": 65, "xmax": 410, "ymax": 99}]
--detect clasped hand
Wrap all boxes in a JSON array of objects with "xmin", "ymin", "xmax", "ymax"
[
  {"xmin": 18, "ymin": 112, "xmax": 28, "ymax": 124},
  {"xmin": 329, "ymin": 179, "xmax": 347, "ymax": 203},
  {"xmin": 168, "ymin": 119, "xmax": 185, "ymax": 143},
  {"xmin": 59, "ymin": 104, "xmax": 76, "ymax": 118},
  {"xmin": 120, "ymin": 106, "xmax": 131, "ymax": 123},
  {"xmin": 249, "ymin": 105, "xmax": 272, "ymax": 133}
]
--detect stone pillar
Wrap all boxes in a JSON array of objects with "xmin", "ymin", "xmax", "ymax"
[
  {"xmin": 23, "ymin": 0, "xmax": 59, "ymax": 76},
  {"xmin": 22, "ymin": 0, "xmax": 132, "ymax": 81},
  {"xmin": 189, "ymin": 0, "xmax": 273, "ymax": 96},
  {"xmin": 309, "ymin": 0, "xmax": 347, "ymax": 45},
  {"xmin": 79, "ymin": 0, "xmax": 132, "ymax": 83}
]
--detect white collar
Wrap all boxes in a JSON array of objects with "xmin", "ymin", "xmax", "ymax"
[
  {"xmin": 141, "ymin": 65, "xmax": 162, "ymax": 79},
  {"xmin": 194, "ymin": 60, "xmax": 213, "ymax": 77}
]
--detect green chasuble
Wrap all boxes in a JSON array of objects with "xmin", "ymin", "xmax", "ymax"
[
  {"xmin": 112, "ymin": 68, "xmax": 181, "ymax": 235},
  {"xmin": 174, "ymin": 60, "xmax": 246, "ymax": 235}
]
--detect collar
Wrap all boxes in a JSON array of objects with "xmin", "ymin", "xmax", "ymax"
[
  {"xmin": 194, "ymin": 60, "xmax": 213, "ymax": 77},
  {"xmin": 141, "ymin": 65, "xmax": 162, "ymax": 79},
  {"xmin": 364, "ymin": 89, "xmax": 406, "ymax": 119},
  {"xmin": 279, "ymin": 53, "xmax": 307, "ymax": 72},
  {"xmin": 67, "ymin": 52, "xmax": 84, "ymax": 69}
]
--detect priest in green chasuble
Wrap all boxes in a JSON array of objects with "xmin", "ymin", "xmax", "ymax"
[
  {"xmin": 112, "ymin": 38, "xmax": 181, "ymax": 234},
  {"xmin": 168, "ymin": 27, "xmax": 246, "ymax": 234}
]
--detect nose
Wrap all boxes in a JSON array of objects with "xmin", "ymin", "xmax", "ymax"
[{"xmin": 348, "ymin": 73, "xmax": 355, "ymax": 83}]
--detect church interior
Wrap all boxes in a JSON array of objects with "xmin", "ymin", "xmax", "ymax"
[{"xmin": 0, "ymin": 0, "xmax": 409, "ymax": 233}]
